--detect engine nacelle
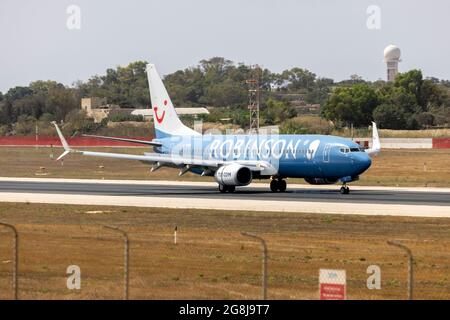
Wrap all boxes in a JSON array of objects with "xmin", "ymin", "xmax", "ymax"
[
  {"xmin": 304, "ymin": 177, "xmax": 339, "ymax": 185},
  {"xmin": 214, "ymin": 164, "xmax": 252, "ymax": 186}
]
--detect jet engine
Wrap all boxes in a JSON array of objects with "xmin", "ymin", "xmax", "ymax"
[
  {"xmin": 304, "ymin": 177, "xmax": 339, "ymax": 185},
  {"xmin": 214, "ymin": 164, "xmax": 252, "ymax": 186}
]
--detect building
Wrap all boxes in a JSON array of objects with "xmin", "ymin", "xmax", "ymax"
[
  {"xmin": 81, "ymin": 98, "xmax": 131, "ymax": 123},
  {"xmin": 81, "ymin": 97, "xmax": 209, "ymax": 123},
  {"xmin": 384, "ymin": 44, "xmax": 401, "ymax": 82}
]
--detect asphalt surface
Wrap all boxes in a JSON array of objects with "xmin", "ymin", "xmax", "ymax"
[{"xmin": 0, "ymin": 180, "xmax": 448, "ymax": 207}]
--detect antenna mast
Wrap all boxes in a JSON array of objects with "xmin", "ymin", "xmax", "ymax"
[{"xmin": 246, "ymin": 65, "xmax": 261, "ymax": 134}]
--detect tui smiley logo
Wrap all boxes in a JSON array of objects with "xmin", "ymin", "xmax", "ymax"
[{"xmin": 154, "ymin": 99, "xmax": 167, "ymax": 124}]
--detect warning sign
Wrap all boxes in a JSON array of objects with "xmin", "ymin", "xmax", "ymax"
[{"xmin": 319, "ymin": 269, "xmax": 346, "ymax": 300}]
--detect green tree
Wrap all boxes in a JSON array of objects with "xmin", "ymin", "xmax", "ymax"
[
  {"xmin": 321, "ymin": 84, "xmax": 378, "ymax": 127},
  {"xmin": 78, "ymin": 61, "xmax": 150, "ymax": 108},
  {"xmin": 414, "ymin": 112, "xmax": 435, "ymax": 128},
  {"xmin": 263, "ymin": 98, "xmax": 297, "ymax": 125},
  {"xmin": 373, "ymin": 103, "xmax": 407, "ymax": 129},
  {"xmin": 281, "ymin": 68, "xmax": 316, "ymax": 91},
  {"xmin": 202, "ymin": 79, "xmax": 246, "ymax": 107}
]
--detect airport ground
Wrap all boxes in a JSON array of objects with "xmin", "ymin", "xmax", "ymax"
[
  {"xmin": 0, "ymin": 147, "xmax": 449, "ymax": 187},
  {"xmin": 0, "ymin": 202, "xmax": 449, "ymax": 300},
  {"xmin": 0, "ymin": 146, "xmax": 449, "ymax": 300}
]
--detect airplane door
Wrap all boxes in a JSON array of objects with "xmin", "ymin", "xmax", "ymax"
[{"xmin": 323, "ymin": 143, "xmax": 331, "ymax": 163}]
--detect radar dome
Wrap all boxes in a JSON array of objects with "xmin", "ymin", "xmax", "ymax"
[{"xmin": 384, "ymin": 45, "xmax": 401, "ymax": 61}]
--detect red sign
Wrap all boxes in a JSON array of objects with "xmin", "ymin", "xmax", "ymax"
[
  {"xmin": 319, "ymin": 269, "xmax": 346, "ymax": 300},
  {"xmin": 320, "ymin": 283, "xmax": 346, "ymax": 300}
]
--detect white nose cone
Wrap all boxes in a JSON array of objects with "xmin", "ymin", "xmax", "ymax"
[{"xmin": 384, "ymin": 45, "xmax": 401, "ymax": 61}]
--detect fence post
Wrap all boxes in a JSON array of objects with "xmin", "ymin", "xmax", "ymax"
[
  {"xmin": 241, "ymin": 232, "xmax": 268, "ymax": 300},
  {"xmin": 0, "ymin": 222, "xmax": 19, "ymax": 300},
  {"xmin": 387, "ymin": 240, "xmax": 413, "ymax": 300},
  {"xmin": 103, "ymin": 226, "xmax": 129, "ymax": 300}
]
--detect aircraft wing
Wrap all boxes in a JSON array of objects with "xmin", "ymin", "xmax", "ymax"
[
  {"xmin": 52, "ymin": 122, "xmax": 276, "ymax": 175},
  {"xmin": 81, "ymin": 134, "xmax": 162, "ymax": 147}
]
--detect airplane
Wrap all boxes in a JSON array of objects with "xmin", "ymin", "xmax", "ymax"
[{"xmin": 52, "ymin": 63, "xmax": 380, "ymax": 195}]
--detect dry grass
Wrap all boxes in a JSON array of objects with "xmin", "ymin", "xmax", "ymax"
[
  {"xmin": 0, "ymin": 147, "xmax": 449, "ymax": 187},
  {"xmin": 379, "ymin": 129, "xmax": 450, "ymax": 138},
  {"xmin": 353, "ymin": 149, "xmax": 450, "ymax": 187},
  {"xmin": 0, "ymin": 203, "xmax": 449, "ymax": 300}
]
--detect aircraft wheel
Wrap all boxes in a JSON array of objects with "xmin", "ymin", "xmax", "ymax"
[
  {"xmin": 219, "ymin": 184, "xmax": 227, "ymax": 193},
  {"xmin": 270, "ymin": 180, "xmax": 278, "ymax": 192},
  {"xmin": 278, "ymin": 180, "xmax": 287, "ymax": 192},
  {"xmin": 340, "ymin": 186, "xmax": 350, "ymax": 194},
  {"xmin": 227, "ymin": 186, "xmax": 236, "ymax": 193}
]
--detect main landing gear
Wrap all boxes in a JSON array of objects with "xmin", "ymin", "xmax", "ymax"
[
  {"xmin": 340, "ymin": 184, "xmax": 350, "ymax": 195},
  {"xmin": 270, "ymin": 179, "xmax": 287, "ymax": 193},
  {"xmin": 218, "ymin": 184, "xmax": 236, "ymax": 193}
]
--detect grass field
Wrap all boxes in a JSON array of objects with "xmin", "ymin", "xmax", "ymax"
[
  {"xmin": 0, "ymin": 203, "xmax": 449, "ymax": 300},
  {"xmin": 0, "ymin": 147, "xmax": 449, "ymax": 187}
]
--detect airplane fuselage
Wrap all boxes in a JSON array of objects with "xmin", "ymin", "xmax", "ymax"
[{"xmin": 153, "ymin": 134, "xmax": 372, "ymax": 181}]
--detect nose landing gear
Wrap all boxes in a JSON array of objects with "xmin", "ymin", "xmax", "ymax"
[
  {"xmin": 340, "ymin": 184, "xmax": 350, "ymax": 194},
  {"xmin": 218, "ymin": 184, "xmax": 236, "ymax": 193},
  {"xmin": 270, "ymin": 179, "xmax": 287, "ymax": 192}
]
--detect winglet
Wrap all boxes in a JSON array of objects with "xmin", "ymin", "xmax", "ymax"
[
  {"xmin": 365, "ymin": 122, "xmax": 381, "ymax": 156},
  {"xmin": 51, "ymin": 121, "xmax": 73, "ymax": 160}
]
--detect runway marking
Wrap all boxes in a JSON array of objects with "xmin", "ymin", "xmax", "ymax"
[
  {"xmin": 0, "ymin": 192, "xmax": 449, "ymax": 218},
  {"xmin": 0, "ymin": 177, "xmax": 449, "ymax": 193},
  {"xmin": 0, "ymin": 177, "xmax": 448, "ymax": 218}
]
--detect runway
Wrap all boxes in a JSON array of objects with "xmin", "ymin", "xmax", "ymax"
[{"xmin": 0, "ymin": 177, "xmax": 449, "ymax": 217}]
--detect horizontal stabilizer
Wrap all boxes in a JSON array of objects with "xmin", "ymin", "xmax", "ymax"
[{"xmin": 51, "ymin": 121, "xmax": 77, "ymax": 161}]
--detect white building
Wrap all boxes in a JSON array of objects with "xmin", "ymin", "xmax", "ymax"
[{"xmin": 384, "ymin": 44, "xmax": 401, "ymax": 82}]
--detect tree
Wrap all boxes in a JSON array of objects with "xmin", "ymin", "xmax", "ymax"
[
  {"xmin": 414, "ymin": 112, "xmax": 435, "ymax": 128},
  {"xmin": 201, "ymin": 79, "xmax": 246, "ymax": 107},
  {"xmin": 281, "ymin": 68, "xmax": 316, "ymax": 91},
  {"xmin": 321, "ymin": 84, "xmax": 378, "ymax": 127},
  {"xmin": 200, "ymin": 57, "xmax": 233, "ymax": 76},
  {"xmin": 263, "ymin": 98, "xmax": 296, "ymax": 125},
  {"xmin": 5, "ymin": 86, "xmax": 33, "ymax": 102},
  {"xmin": 394, "ymin": 70, "xmax": 424, "ymax": 107},
  {"xmin": 77, "ymin": 61, "xmax": 150, "ymax": 108},
  {"xmin": 0, "ymin": 100, "xmax": 13, "ymax": 126},
  {"xmin": 373, "ymin": 103, "xmax": 407, "ymax": 129}
]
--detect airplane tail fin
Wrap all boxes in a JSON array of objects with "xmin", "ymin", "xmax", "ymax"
[
  {"xmin": 365, "ymin": 122, "xmax": 381, "ymax": 156},
  {"xmin": 146, "ymin": 64, "xmax": 199, "ymax": 139}
]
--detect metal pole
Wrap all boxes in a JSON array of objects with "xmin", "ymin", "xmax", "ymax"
[
  {"xmin": 103, "ymin": 226, "xmax": 129, "ymax": 300},
  {"xmin": 0, "ymin": 222, "xmax": 19, "ymax": 300},
  {"xmin": 174, "ymin": 226, "xmax": 177, "ymax": 245},
  {"xmin": 241, "ymin": 232, "xmax": 267, "ymax": 300},
  {"xmin": 387, "ymin": 240, "xmax": 414, "ymax": 300}
]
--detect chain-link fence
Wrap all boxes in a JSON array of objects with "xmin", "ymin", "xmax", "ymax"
[{"xmin": 0, "ymin": 217, "xmax": 449, "ymax": 300}]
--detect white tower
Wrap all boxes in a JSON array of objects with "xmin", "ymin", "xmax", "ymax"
[{"xmin": 383, "ymin": 45, "xmax": 401, "ymax": 82}]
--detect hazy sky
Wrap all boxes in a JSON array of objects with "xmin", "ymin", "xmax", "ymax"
[{"xmin": 1, "ymin": 0, "xmax": 449, "ymax": 92}]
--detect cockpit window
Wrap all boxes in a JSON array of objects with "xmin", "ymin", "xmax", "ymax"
[
  {"xmin": 350, "ymin": 147, "xmax": 363, "ymax": 152},
  {"xmin": 339, "ymin": 147, "xmax": 350, "ymax": 154}
]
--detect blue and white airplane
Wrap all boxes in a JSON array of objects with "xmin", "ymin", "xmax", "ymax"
[{"xmin": 53, "ymin": 63, "xmax": 380, "ymax": 194}]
